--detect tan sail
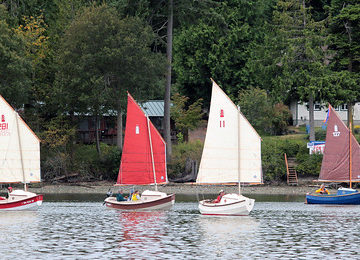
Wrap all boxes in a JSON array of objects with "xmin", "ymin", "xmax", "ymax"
[
  {"xmin": 196, "ymin": 81, "xmax": 262, "ymax": 184},
  {"xmin": 0, "ymin": 96, "xmax": 41, "ymax": 184}
]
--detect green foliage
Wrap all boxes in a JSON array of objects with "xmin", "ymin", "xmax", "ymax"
[
  {"xmin": 296, "ymin": 148, "xmax": 323, "ymax": 177},
  {"xmin": 168, "ymin": 140, "xmax": 204, "ymax": 179},
  {"xmin": 0, "ymin": 5, "xmax": 31, "ymax": 107},
  {"xmin": 73, "ymin": 143, "xmax": 121, "ymax": 181},
  {"xmin": 56, "ymin": 3, "xmax": 165, "ymax": 117},
  {"xmin": 327, "ymin": 1, "xmax": 360, "ymax": 107},
  {"xmin": 42, "ymin": 143, "xmax": 121, "ymax": 181},
  {"xmin": 173, "ymin": 0, "xmax": 274, "ymax": 105},
  {"xmin": 238, "ymin": 87, "xmax": 291, "ymax": 135},
  {"xmin": 171, "ymin": 93, "xmax": 204, "ymax": 137},
  {"xmin": 261, "ymin": 136, "xmax": 309, "ymax": 182},
  {"xmin": 314, "ymin": 128, "xmax": 326, "ymax": 140}
]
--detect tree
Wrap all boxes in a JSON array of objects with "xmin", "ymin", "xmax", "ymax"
[
  {"xmin": 328, "ymin": 1, "xmax": 360, "ymax": 130},
  {"xmin": 0, "ymin": 4, "xmax": 31, "ymax": 107},
  {"xmin": 170, "ymin": 93, "xmax": 203, "ymax": 141},
  {"xmin": 237, "ymin": 87, "xmax": 291, "ymax": 135},
  {"xmin": 56, "ymin": 3, "xmax": 165, "ymax": 155},
  {"xmin": 173, "ymin": 0, "xmax": 274, "ymax": 106},
  {"xmin": 270, "ymin": 0, "xmax": 331, "ymax": 141},
  {"xmin": 163, "ymin": 0, "xmax": 173, "ymax": 162}
]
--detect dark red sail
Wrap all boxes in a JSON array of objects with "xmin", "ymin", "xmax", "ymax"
[
  {"xmin": 117, "ymin": 93, "xmax": 167, "ymax": 185},
  {"xmin": 319, "ymin": 105, "xmax": 360, "ymax": 182}
]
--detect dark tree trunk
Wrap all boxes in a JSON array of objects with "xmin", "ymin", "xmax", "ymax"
[
  {"xmin": 116, "ymin": 100, "xmax": 123, "ymax": 151},
  {"xmin": 95, "ymin": 115, "xmax": 101, "ymax": 156},
  {"xmin": 164, "ymin": 0, "xmax": 173, "ymax": 162}
]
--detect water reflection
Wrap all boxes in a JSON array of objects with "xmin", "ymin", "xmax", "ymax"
[
  {"xmin": 1, "ymin": 200, "xmax": 360, "ymax": 259},
  {"xmin": 0, "ymin": 211, "xmax": 38, "ymax": 226},
  {"xmin": 197, "ymin": 215, "xmax": 259, "ymax": 258},
  {"xmin": 119, "ymin": 211, "xmax": 165, "ymax": 242}
]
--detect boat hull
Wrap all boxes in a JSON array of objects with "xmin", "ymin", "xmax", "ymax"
[
  {"xmin": 306, "ymin": 192, "xmax": 360, "ymax": 205},
  {"xmin": 199, "ymin": 194, "xmax": 255, "ymax": 216},
  {"xmin": 0, "ymin": 190, "xmax": 43, "ymax": 211},
  {"xmin": 105, "ymin": 191, "xmax": 175, "ymax": 211}
]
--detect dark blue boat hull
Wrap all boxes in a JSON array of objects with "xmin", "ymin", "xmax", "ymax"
[{"xmin": 306, "ymin": 192, "xmax": 360, "ymax": 205}]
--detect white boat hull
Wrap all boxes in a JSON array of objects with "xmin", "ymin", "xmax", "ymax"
[
  {"xmin": 199, "ymin": 194, "xmax": 254, "ymax": 216},
  {"xmin": 105, "ymin": 190, "xmax": 175, "ymax": 211},
  {"xmin": 0, "ymin": 190, "xmax": 43, "ymax": 211}
]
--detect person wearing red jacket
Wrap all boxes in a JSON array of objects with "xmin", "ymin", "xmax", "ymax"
[{"xmin": 213, "ymin": 190, "xmax": 225, "ymax": 203}]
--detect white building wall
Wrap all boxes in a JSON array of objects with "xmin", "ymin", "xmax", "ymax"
[{"xmin": 290, "ymin": 101, "xmax": 360, "ymax": 127}]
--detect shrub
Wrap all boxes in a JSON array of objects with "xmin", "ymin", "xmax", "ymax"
[
  {"xmin": 168, "ymin": 140, "xmax": 204, "ymax": 179},
  {"xmin": 41, "ymin": 143, "xmax": 121, "ymax": 182},
  {"xmin": 314, "ymin": 128, "xmax": 326, "ymax": 140},
  {"xmin": 261, "ymin": 135, "xmax": 318, "ymax": 182},
  {"xmin": 238, "ymin": 87, "xmax": 291, "ymax": 135},
  {"xmin": 296, "ymin": 151, "xmax": 322, "ymax": 177},
  {"xmin": 73, "ymin": 143, "xmax": 121, "ymax": 181}
]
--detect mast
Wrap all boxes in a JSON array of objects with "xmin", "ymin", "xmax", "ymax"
[
  {"xmin": 237, "ymin": 106, "xmax": 241, "ymax": 195},
  {"xmin": 147, "ymin": 116, "xmax": 157, "ymax": 191},
  {"xmin": 349, "ymin": 121, "xmax": 352, "ymax": 189},
  {"xmin": 15, "ymin": 111, "xmax": 27, "ymax": 191}
]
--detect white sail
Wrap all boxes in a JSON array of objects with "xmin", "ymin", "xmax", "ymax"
[
  {"xmin": 196, "ymin": 81, "xmax": 262, "ymax": 184},
  {"xmin": 0, "ymin": 96, "xmax": 41, "ymax": 183}
]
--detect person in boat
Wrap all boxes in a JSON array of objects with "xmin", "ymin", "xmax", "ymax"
[
  {"xmin": 316, "ymin": 184, "xmax": 330, "ymax": 195},
  {"xmin": 5, "ymin": 186, "xmax": 13, "ymax": 198},
  {"xmin": 131, "ymin": 190, "xmax": 141, "ymax": 201},
  {"xmin": 212, "ymin": 190, "xmax": 225, "ymax": 203},
  {"xmin": 116, "ymin": 189, "xmax": 127, "ymax": 202}
]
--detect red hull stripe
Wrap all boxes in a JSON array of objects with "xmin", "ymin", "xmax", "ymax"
[
  {"xmin": 201, "ymin": 213, "xmax": 248, "ymax": 216},
  {"xmin": 0, "ymin": 195, "xmax": 43, "ymax": 209},
  {"xmin": 201, "ymin": 200, "xmax": 245, "ymax": 208},
  {"xmin": 106, "ymin": 194, "xmax": 175, "ymax": 210}
]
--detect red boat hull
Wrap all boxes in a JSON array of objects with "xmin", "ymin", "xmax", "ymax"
[
  {"xmin": 105, "ymin": 194, "xmax": 175, "ymax": 211},
  {"xmin": 0, "ymin": 194, "xmax": 43, "ymax": 211}
]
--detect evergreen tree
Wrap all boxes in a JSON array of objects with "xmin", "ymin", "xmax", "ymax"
[
  {"xmin": 270, "ymin": 0, "xmax": 331, "ymax": 141},
  {"xmin": 328, "ymin": 0, "xmax": 360, "ymax": 129}
]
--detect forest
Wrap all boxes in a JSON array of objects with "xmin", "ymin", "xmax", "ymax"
[{"xmin": 0, "ymin": 0, "xmax": 359, "ymax": 183}]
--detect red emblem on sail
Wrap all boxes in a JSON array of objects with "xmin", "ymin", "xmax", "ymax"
[
  {"xmin": 220, "ymin": 109, "xmax": 225, "ymax": 127},
  {"xmin": 0, "ymin": 114, "xmax": 8, "ymax": 130}
]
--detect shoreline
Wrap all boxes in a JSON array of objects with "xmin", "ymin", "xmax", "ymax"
[{"xmin": 20, "ymin": 181, "xmax": 328, "ymax": 195}]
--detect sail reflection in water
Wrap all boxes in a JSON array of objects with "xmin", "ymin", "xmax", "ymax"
[
  {"xmin": 118, "ymin": 211, "xmax": 166, "ymax": 254},
  {"xmin": 0, "ymin": 211, "xmax": 38, "ymax": 226},
  {"xmin": 119, "ymin": 211, "xmax": 166, "ymax": 244},
  {"xmin": 198, "ymin": 216, "xmax": 259, "ymax": 258}
]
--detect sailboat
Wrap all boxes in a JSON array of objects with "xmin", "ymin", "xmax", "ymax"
[
  {"xmin": 0, "ymin": 96, "xmax": 43, "ymax": 211},
  {"xmin": 306, "ymin": 104, "xmax": 360, "ymax": 204},
  {"xmin": 196, "ymin": 80, "xmax": 262, "ymax": 216},
  {"xmin": 104, "ymin": 93, "xmax": 175, "ymax": 210}
]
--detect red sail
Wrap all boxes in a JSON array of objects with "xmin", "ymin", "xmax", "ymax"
[
  {"xmin": 319, "ymin": 105, "xmax": 360, "ymax": 182},
  {"xmin": 117, "ymin": 93, "xmax": 167, "ymax": 185}
]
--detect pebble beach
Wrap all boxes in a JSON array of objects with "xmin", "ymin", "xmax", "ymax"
[{"xmin": 24, "ymin": 180, "xmax": 329, "ymax": 195}]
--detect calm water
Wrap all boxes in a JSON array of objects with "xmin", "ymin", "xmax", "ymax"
[{"xmin": 1, "ymin": 195, "xmax": 360, "ymax": 259}]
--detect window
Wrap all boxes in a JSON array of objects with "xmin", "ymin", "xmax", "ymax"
[
  {"xmin": 306, "ymin": 103, "xmax": 321, "ymax": 111},
  {"xmin": 340, "ymin": 104, "xmax": 348, "ymax": 111}
]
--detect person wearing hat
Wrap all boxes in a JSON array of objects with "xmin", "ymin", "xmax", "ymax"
[
  {"xmin": 212, "ymin": 190, "xmax": 225, "ymax": 203},
  {"xmin": 6, "ymin": 186, "xmax": 13, "ymax": 199}
]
